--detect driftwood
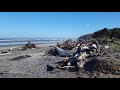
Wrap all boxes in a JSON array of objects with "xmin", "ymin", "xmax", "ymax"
[
  {"xmin": 46, "ymin": 39, "xmax": 104, "ymax": 72},
  {"xmin": 94, "ymin": 39, "xmax": 101, "ymax": 52},
  {"xmin": 22, "ymin": 41, "xmax": 36, "ymax": 50},
  {"xmin": 0, "ymin": 52, "xmax": 11, "ymax": 55},
  {"xmin": 57, "ymin": 39, "xmax": 77, "ymax": 50},
  {"xmin": 11, "ymin": 55, "xmax": 31, "ymax": 60},
  {"xmin": 54, "ymin": 46, "xmax": 70, "ymax": 57},
  {"xmin": 57, "ymin": 66, "xmax": 75, "ymax": 69}
]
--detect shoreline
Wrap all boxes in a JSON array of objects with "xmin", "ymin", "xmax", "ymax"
[
  {"xmin": 0, "ymin": 43, "xmax": 56, "ymax": 50},
  {"xmin": 0, "ymin": 39, "xmax": 120, "ymax": 78}
]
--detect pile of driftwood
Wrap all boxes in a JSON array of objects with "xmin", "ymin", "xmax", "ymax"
[
  {"xmin": 22, "ymin": 41, "xmax": 36, "ymax": 50},
  {"xmin": 46, "ymin": 39, "xmax": 105, "ymax": 72},
  {"xmin": 57, "ymin": 39, "xmax": 77, "ymax": 50}
]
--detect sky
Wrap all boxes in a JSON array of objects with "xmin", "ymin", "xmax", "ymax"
[{"xmin": 0, "ymin": 12, "xmax": 120, "ymax": 39}]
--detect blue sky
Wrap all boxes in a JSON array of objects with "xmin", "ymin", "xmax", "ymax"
[{"xmin": 0, "ymin": 12, "xmax": 120, "ymax": 38}]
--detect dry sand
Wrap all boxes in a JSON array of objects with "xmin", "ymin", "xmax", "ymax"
[
  {"xmin": 0, "ymin": 43, "xmax": 120, "ymax": 78},
  {"xmin": 0, "ymin": 43, "xmax": 83, "ymax": 78}
]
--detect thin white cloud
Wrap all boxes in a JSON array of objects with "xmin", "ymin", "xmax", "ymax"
[{"xmin": 85, "ymin": 24, "xmax": 90, "ymax": 28}]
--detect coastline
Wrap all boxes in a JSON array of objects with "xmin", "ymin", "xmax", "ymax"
[
  {"xmin": 0, "ymin": 42, "xmax": 68, "ymax": 78},
  {"xmin": 0, "ymin": 38, "xmax": 63, "ymax": 47},
  {"xmin": 0, "ymin": 43, "xmax": 57, "ymax": 50},
  {"xmin": 0, "ymin": 39, "xmax": 120, "ymax": 78}
]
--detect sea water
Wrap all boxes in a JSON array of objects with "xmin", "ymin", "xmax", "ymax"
[{"xmin": 0, "ymin": 38, "xmax": 65, "ymax": 46}]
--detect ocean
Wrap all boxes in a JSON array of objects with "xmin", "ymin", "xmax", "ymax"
[{"xmin": 0, "ymin": 38, "xmax": 66, "ymax": 46}]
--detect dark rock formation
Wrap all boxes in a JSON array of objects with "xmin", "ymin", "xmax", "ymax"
[{"xmin": 92, "ymin": 28, "xmax": 120, "ymax": 39}]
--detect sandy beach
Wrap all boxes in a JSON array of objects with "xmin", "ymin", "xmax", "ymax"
[
  {"xmin": 0, "ymin": 43, "xmax": 83, "ymax": 78},
  {"xmin": 0, "ymin": 42, "xmax": 120, "ymax": 78},
  {"xmin": 1, "ymin": 12, "xmax": 120, "ymax": 78}
]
